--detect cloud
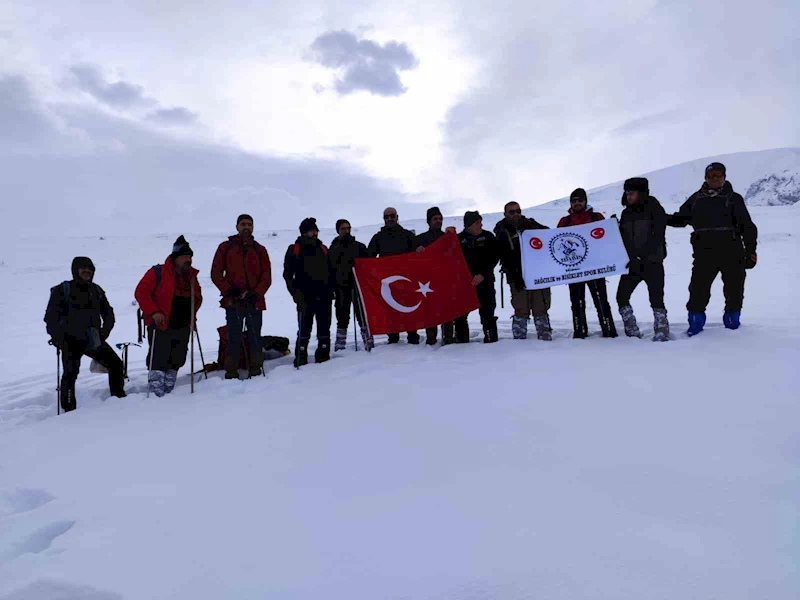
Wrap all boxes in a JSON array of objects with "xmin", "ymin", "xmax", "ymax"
[
  {"xmin": 611, "ymin": 109, "xmax": 684, "ymax": 137},
  {"xmin": 309, "ymin": 30, "xmax": 419, "ymax": 97},
  {"xmin": 146, "ymin": 107, "xmax": 198, "ymax": 126},
  {"xmin": 68, "ymin": 64, "xmax": 157, "ymax": 109}
]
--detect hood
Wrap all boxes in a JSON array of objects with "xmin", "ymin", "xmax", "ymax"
[{"xmin": 71, "ymin": 256, "xmax": 95, "ymax": 282}]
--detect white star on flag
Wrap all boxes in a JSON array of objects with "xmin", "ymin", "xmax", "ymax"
[{"xmin": 416, "ymin": 282, "xmax": 433, "ymax": 297}]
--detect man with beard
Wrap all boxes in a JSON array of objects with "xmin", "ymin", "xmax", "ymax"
[
  {"xmin": 455, "ymin": 212, "xmax": 499, "ymax": 343},
  {"xmin": 367, "ymin": 207, "xmax": 420, "ymax": 345},
  {"xmin": 329, "ymin": 218, "xmax": 371, "ymax": 351},
  {"xmin": 44, "ymin": 257, "xmax": 126, "ymax": 412},
  {"xmin": 211, "ymin": 214, "xmax": 272, "ymax": 378},
  {"xmin": 668, "ymin": 162, "xmax": 758, "ymax": 336},
  {"xmin": 493, "ymin": 202, "xmax": 553, "ymax": 340},
  {"xmin": 557, "ymin": 188, "xmax": 617, "ymax": 339},
  {"xmin": 135, "ymin": 236, "xmax": 203, "ymax": 396},
  {"xmin": 284, "ymin": 218, "xmax": 335, "ymax": 367},
  {"xmin": 413, "ymin": 206, "xmax": 456, "ymax": 345}
]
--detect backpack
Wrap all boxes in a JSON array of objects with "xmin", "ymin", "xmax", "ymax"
[{"xmin": 137, "ymin": 265, "xmax": 163, "ymax": 343}]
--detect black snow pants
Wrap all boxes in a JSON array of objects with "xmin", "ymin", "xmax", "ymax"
[
  {"xmin": 569, "ymin": 278, "xmax": 617, "ymax": 338},
  {"xmin": 686, "ymin": 242, "xmax": 747, "ymax": 313},
  {"xmin": 61, "ymin": 337, "xmax": 125, "ymax": 410},
  {"xmin": 616, "ymin": 262, "xmax": 666, "ymax": 310}
]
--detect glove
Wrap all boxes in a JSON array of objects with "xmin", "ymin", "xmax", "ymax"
[
  {"xmin": 49, "ymin": 334, "xmax": 64, "ymax": 349},
  {"xmin": 229, "ymin": 287, "xmax": 243, "ymax": 299},
  {"xmin": 745, "ymin": 252, "xmax": 757, "ymax": 270},
  {"xmin": 293, "ymin": 290, "xmax": 306, "ymax": 309}
]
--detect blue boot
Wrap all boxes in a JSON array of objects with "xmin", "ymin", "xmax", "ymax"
[
  {"xmin": 723, "ymin": 311, "xmax": 741, "ymax": 330},
  {"xmin": 687, "ymin": 312, "xmax": 706, "ymax": 337}
]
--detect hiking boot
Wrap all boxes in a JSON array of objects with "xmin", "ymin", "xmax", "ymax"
[
  {"xmin": 687, "ymin": 312, "xmax": 706, "ymax": 337},
  {"xmin": 387, "ymin": 333, "xmax": 400, "ymax": 344},
  {"xmin": 723, "ymin": 311, "xmax": 741, "ymax": 330},
  {"xmin": 294, "ymin": 337, "xmax": 309, "ymax": 368},
  {"xmin": 441, "ymin": 322, "xmax": 455, "ymax": 346},
  {"xmin": 224, "ymin": 357, "xmax": 239, "ymax": 380},
  {"xmin": 407, "ymin": 332, "xmax": 421, "ymax": 345},
  {"xmin": 148, "ymin": 370, "xmax": 166, "ymax": 398},
  {"xmin": 619, "ymin": 305, "xmax": 642, "ymax": 338},
  {"xmin": 512, "ymin": 316, "xmax": 528, "ymax": 340},
  {"xmin": 335, "ymin": 328, "xmax": 348, "ymax": 351},
  {"xmin": 425, "ymin": 327, "xmax": 438, "ymax": 346},
  {"xmin": 483, "ymin": 317, "xmax": 499, "ymax": 343},
  {"xmin": 360, "ymin": 326, "xmax": 374, "ymax": 350},
  {"xmin": 248, "ymin": 366, "xmax": 262, "ymax": 377},
  {"xmin": 534, "ymin": 316, "xmax": 552, "ymax": 341},
  {"xmin": 164, "ymin": 369, "xmax": 178, "ymax": 393},
  {"xmin": 454, "ymin": 319, "xmax": 470, "ymax": 343},
  {"xmin": 652, "ymin": 308, "xmax": 670, "ymax": 342},
  {"xmin": 60, "ymin": 382, "xmax": 76, "ymax": 412},
  {"xmin": 315, "ymin": 338, "xmax": 331, "ymax": 364}
]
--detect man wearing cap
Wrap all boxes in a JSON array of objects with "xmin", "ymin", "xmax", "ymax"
[
  {"xmin": 45, "ymin": 257, "xmax": 126, "ymax": 412},
  {"xmin": 367, "ymin": 207, "xmax": 420, "ymax": 344},
  {"xmin": 668, "ymin": 162, "xmax": 758, "ymax": 336},
  {"xmin": 493, "ymin": 201, "xmax": 553, "ymax": 341},
  {"xmin": 617, "ymin": 178, "xmax": 670, "ymax": 341},
  {"xmin": 211, "ymin": 214, "xmax": 273, "ymax": 377},
  {"xmin": 413, "ymin": 207, "xmax": 456, "ymax": 345},
  {"xmin": 284, "ymin": 218, "xmax": 335, "ymax": 367},
  {"xmin": 557, "ymin": 188, "xmax": 617, "ymax": 339},
  {"xmin": 329, "ymin": 218, "xmax": 371, "ymax": 351},
  {"xmin": 135, "ymin": 236, "xmax": 203, "ymax": 396},
  {"xmin": 455, "ymin": 211, "xmax": 500, "ymax": 343}
]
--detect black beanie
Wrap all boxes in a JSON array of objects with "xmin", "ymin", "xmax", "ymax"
[
  {"xmin": 335, "ymin": 219, "xmax": 350, "ymax": 233},
  {"xmin": 464, "ymin": 211, "xmax": 482, "ymax": 228},
  {"xmin": 299, "ymin": 217, "xmax": 319, "ymax": 234},
  {"xmin": 237, "ymin": 213, "xmax": 254, "ymax": 225},
  {"xmin": 570, "ymin": 188, "xmax": 587, "ymax": 202},
  {"xmin": 71, "ymin": 256, "xmax": 95, "ymax": 281},
  {"xmin": 705, "ymin": 162, "xmax": 726, "ymax": 177},
  {"xmin": 171, "ymin": 235, "xmax": 193, "ymax": 259},
  {"xmin": 426, "ymin": 206, "xmax": 443, "ymax": 225}
]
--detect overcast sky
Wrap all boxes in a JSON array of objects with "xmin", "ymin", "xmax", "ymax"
[{"xmin": 1, "ymin": 0, "xmax": 798, "ymax": 235}]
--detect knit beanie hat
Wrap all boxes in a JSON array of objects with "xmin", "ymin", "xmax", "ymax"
[
  {"xmin": 464, "ymin": 211, "xmax": 482, "ymax": 228},
  {"xmin": 299, "ymin": 217, "xmax": 319, "ymax": 234},
  {"xmin": 171, "ymin": 235, "xmax": 193, "ymax": 259},
  {"xmin": 427, "ymin": 206, "xmax": 443, "ymax": 224},
  {"xmin": 570, "ymin": 188, "xmax": 587, "ymax": 202}
]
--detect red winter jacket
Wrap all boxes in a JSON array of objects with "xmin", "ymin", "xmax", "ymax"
[
  {"xmin": 211, "ymin": 235, "xmax": 272, "ymax": 309},
  {"xmin": 557, "ymin": 208, "xmax": 605, "ymax": 228},
  {"xmin": 134, "ymin": 256, "xmax": 202, "ymax": 330}
]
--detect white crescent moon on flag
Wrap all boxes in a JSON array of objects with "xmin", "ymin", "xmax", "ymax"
[{"xmin": 380, "ymin": 276, "xmax": 421, "ymax": 313}]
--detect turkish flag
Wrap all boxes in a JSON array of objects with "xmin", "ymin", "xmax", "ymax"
[{"xmin": 353, "ymin": 231, "xmax": 480, "ymax": 335}]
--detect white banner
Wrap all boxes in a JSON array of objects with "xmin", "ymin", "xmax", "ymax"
[{"xmin": 520, "ymin": 219, "xmax": 629, "ymax": 290}]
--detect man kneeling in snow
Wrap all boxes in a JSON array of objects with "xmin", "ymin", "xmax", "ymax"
[{"xmin": 135, "ymin": 236, "xmax": 202, "ymax": 397}]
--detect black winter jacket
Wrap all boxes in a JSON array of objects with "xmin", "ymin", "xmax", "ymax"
[
  {"xmin": 458, "ymin": 229, "xmax": 499, "ymax": 281},
  {"xmin": 44, "ymin": 266, "xmax": 115, "ymax": 345},
  {"xmin": 619, "ymin": 195, "xmax": 668, "ymax": 263},
  {"xmin": 283, "ymin": 237, "xmax": 335, "ymax": 300},
  {"xmin": 668, "ymin": 181, "xmax": 758, "ymax": 253},
  {"xmin": 329, "ymin": 235, "xmax": 368, "ymax": 288},
  {"xmin": 413, "ymin": 228, "xmax": 445, "ymax": 249},
  {"xmin": 367, "ymin": 225, "xmax": 415, "ymax": 257},
  {"xmin": 493, "ymin": 216, "xmax": 549, "ymax": 288}
]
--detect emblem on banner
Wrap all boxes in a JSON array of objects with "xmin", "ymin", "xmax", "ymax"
[
  {"xmin": 590, "ymin": 227, "xmax": 605, "ymax": 239},
  {"xmin": 549, "ymin": 232, "xmax": 589, "ymax": 267},
  {"xmin": 529, "ymin": 237, "xmax": 543, "ymax": 250}
]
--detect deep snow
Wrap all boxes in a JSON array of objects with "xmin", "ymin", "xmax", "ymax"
[{"xmin": 0, "ymin": 197, "xmax": 798, "ymax": 597}]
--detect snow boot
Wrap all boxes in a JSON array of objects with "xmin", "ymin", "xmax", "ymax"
[
  {"xmin": 407, "ymin": 331, "xmax": 421, "ymax": 345},
  {"xmin": 335, "ymin": 328, "xmax": 348, "ymax": 351},
  {"xmin": 571, "ymin": 301, "xmax": 588, "ymax": 339},
  {"xmin": 687, "ymin": 312, "xmax": 706, "ymax": 337},
  {"xmin": 315, "ymin": 338, "xmax": 331, "ymax": 364},
  {"xmin": 441, "ymin": 322, "xmax": 455, "ymax": 346},
  {"xmin": 619, "ymin": 305, "xmax": 642, "ymax": 338},
  {"xmin": 723, "ymin": 311, "xmax": 741, "ymax": 330},
  {"xmin": 164, "ymin": 369, "xmax": 178, "ymax": 393},
  {"xmin": 652, "ymin": 308, "xmax": 670, "ymax": 342},
  {"xmin": 148, "ymin": 370, "xmax": 166, "ymax": 398},
  {"xmin": 512, "ymin": 316, "xmax": 528, "ymax": 340},
  {"xmin": 387, "ymin": 333, "xmax": 400, "ymax": 344},
  {"xmin": 294, "ymin": 337, "xmax": 309, "ymax": 368},
  {"xmin": 534, "ymin": 316, "xmax": 553, "ymax": 341},
  {"xmin": 454, "ymin": 319, "xmax": 470, "ymax": 343},
  {"xmin": 60, "ymin": 381, "xmax": 76, "ymax": 412},
  {"xmin": 483, "ymin": 317, "xmax": 499, "ymax": 343},
  {"xmin": 425, "ymin": 326, "xmax": 438, "ymax": 346},
  {"xmin": 224, "ymin": 357, "xmax": 239, "ymax": 380},
  {"xmin": 360, "ymin": 326, "xmax": 374, "ymax": 350}
]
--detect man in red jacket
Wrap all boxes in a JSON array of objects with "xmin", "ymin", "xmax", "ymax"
[
  {"xmin": 134, "ymin": 236, "xmax": 202, "ymax": 397},
  {"xmin": 557, "ymin": 188, "xmax": 617, "ymax": 339},
  {"xmin": 211, "ymin": 214, "xmax": 272, "ymax": 378}
]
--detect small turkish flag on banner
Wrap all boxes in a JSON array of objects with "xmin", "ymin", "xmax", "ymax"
[{"xmin": 353, "ymin": 231, "xmax": 479, "ymax": 335}]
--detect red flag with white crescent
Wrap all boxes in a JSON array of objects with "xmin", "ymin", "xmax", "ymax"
[{"xmin": 353, "ymin": 231, "xmax": 479, "ymax": 335}]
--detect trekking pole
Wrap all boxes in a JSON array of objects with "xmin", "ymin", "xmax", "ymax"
[
  {"xmin": 56, "ymin": 344, "xmax": 61, "ymax": 416},
  {"xmin": 295, "ymin": 310, "xmax": 303, "ymax": 369},
  {"xmin": 146, "ymin": 329, "xmax": 157, "ymax": 399},
  {"xmin": 194, "ymin": 323, "xmax": 208, "ymax": 380},
  {"xmin": 352, "ymin": 288, "xmax": 359, "ymax": 352},
  {"xmin": 190, "ymin": 280, "xmax": 195, "ymax": 394},
  {"xmin": 500, "ymin": 271, "xmax": 505, "ymax": 308},
  {"xmin": 242, "ymin": 316, "xmax": 251, "ymax": 379}
]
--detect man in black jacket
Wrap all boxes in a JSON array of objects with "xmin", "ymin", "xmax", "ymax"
[
  {"xmin": 44, "ymin": 257, "xmax": 126, "ymax": 412},
  {"xmin": 455, "ymin": 212, "xmax": 500, "ymax": 343},
  {"xmin": 329, "ymin": 219, "xmax": 371, "ymax": 351},
  {"xmin": 284, "ymin": 218, "xmax": 335, "ymax": 366},
  {"xmin": 668, "ymin": 162, "xmax": 758, "ymax": 336},
  {"xmin": 616, "ymin": 178, "xmax": 670, "ymax": 341},
  {"xmin": 493, "ymin": 202, "xmax": 553, "ymax": 340},
  {"xmin": 367, "ymin": 207, "xmax": 420, "ymax": 344},
  {"xmin": 413, "ymin": 206, "xmax": 455, "ymax": 345}
]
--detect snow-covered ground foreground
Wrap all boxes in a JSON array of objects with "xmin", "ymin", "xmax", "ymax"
[{"xmin": 1, "ymin": 205, "xmax": 798, "ymax": 599}]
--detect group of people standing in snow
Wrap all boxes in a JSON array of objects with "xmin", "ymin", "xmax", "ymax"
[{"xmin": 45, "ymin": 162, "xmax": 757, "ymax": 412}]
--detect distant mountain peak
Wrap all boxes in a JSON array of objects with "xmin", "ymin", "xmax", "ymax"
[{"xmin": 744, "ymin": 168, "xmax": 800, "ymax": 206}]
